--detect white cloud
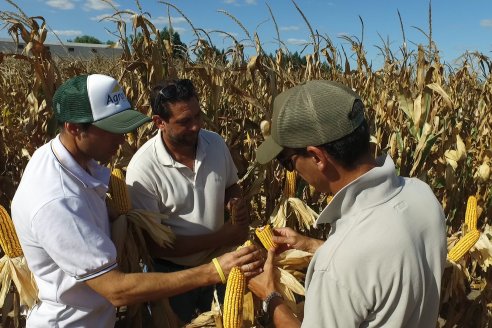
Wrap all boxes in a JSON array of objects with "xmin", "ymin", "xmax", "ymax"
[
  {"xmin": 223, "ymin": 0, "xmax": 237, "ymax": 4},
  {"xmin": 84, "ymin": 0, "xmax": 118, "ymax": 11},
  {"xmin": 151, "ymin": 16, "xmax": 187, "ymax": 26},
  {"xmin": 53, "ymin": 29, "xmax": 83, "ymax": 37},
  {"xmin": 46, "ymin": 0, "xmax": 76, "ymax": 10},
  {"xmin": 90, "ymin": 13, "xmax": 111, "ymax": 21},
  {"xmin": 480, "ymin": 19, "xmax": 492, "ymax": 27},
  {"xmin": 280, "ymin": 25, "xmax": 300, "ymax": 32},
  {"xmin": 245, "ymin": 0, "xmax": 257, "ymax": 4},
  {"xmin": 286, "ymin": 38, "xmax": 307, "ymax": 45}
]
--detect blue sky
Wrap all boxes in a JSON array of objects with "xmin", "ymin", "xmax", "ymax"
[{"xmin": 1, "ymin": 0, "xmax": 492, "ymax": 67}]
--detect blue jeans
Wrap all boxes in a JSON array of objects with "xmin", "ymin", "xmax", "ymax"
[{"xmin": 152, "ymin": 258, "xmax": 226, "ymax": 324}]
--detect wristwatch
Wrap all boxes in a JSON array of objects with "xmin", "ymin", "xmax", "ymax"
[{"xmin": 262, "ymin": 291, "xmax": 283, "ymax": 314}]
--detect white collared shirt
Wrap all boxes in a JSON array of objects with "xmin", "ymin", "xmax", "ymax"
[
  {"xmin": 126, "ymin": 129, "xmax": 239, "ymax": 266},
  {"xmin": 11, "ymin": 135, "xmax": 117, "ymax": 327}
]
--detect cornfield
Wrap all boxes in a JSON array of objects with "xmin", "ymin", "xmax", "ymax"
[{"xmin": 0, "ymin": 0, "xmax": 491, "ymax": 327}]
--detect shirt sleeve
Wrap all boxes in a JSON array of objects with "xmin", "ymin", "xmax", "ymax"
[
  {"xmin": 302, "ymin": 270, "xmax": 368, "ymax": 327},
  {"xmin": 31, "ymin": 197, "xmax": 117, "ymax": 281}
]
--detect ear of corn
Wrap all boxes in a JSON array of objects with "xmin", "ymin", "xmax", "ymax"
[
  {"xmin": 448, "ymin": 229, "xmax": 480, "ymax": 262},
  {"xmin": 283, "ymin": 171, "xmax": 297, "ymax": 198},
  {"xmin": 108, "ymin": 168, "xmax": 132, "ymax": 216},
  {"xmin": 464, "ymin": 196, "xmax": 477, "ymax": 232},
  {"xmin": 223, "ymin": 266, "xmax": 245, "ymax": 328},
  {"xmin": 0, "ymin": 205, "xmax": 23, "ymax": 258},
  {"xmin": 255, "ymin": 225, "xmax": 277, "ymax": 250}
]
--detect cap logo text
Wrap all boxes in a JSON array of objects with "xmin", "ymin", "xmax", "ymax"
[{"xmin": 107, "ymin": 90, "xmax": 127, "ymax": 105}]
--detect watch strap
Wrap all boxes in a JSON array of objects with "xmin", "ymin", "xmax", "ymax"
[{"xmin": 262, "ymin": 291, "xmax": 283, "ymax": 313}]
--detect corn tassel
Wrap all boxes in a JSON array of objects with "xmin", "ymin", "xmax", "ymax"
[
  {"xmin": 448, "ymin": 229, "xmax": 480, "ymax": 262},
  {"xmin": 108, "ymin": 168, "xmax": 132, "ymax": 216},
  {"xmin": 283, "ymin": 171, "xmax": 297, "ymax": 198},
  {"xmin": 223, "ymin": 266, "xmax": 245, "ymax": 328},
  {"xmin": 464, "ymin": 196, "xmax": 477, "ymax": 232},
  {"xmin": 255, "ymin": 225, "xmax": 277, "ymax": 250},
  {"xmin": 0, "ymin": 205, "xmax": 23, "ymax": 258}
]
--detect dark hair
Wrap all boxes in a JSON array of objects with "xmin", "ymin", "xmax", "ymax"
[
  {"xmin": 57, "ymin": 121, "xmax": 92, "ymax": 131},
  {"xmin": 319, "ymin": 119, "xmax": 370, "ymax": 168},
  {"xmin": 150, "ymin": 78, "xmax": 198, "ymax": 120}
]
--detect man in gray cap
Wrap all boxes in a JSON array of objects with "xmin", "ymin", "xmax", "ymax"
[
  {"xmin": 11, "ymin": 74, "xmax": 262, "ymax": 327},
  {"xmin": 248, "ymin": 80, "xmax": 446, "ymax": 327}
]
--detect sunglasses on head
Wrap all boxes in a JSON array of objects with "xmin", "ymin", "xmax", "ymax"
[{"xmin": 153, "ymin": 79, "xmax": 195, "ymax": 112}]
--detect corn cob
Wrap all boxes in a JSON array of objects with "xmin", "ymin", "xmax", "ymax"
[
  {"xmin": 255, "ymin": 225, "xmax": 277, "ymax": 250},
  {"xmin": 283, "ymin": 171, "xmax": 297, "ymax": 198},
  {"xmin": 464, "ymin": 196, "xmax": 478, "ymax": 232},
  {"xmin": 448, "ymin": 229, "xmax": 480, "ymax": 262},
  {"xmin": 223, "ymin": 266, "xmax": 245, "ymax": 328},
  {"xmin": 0, "ymin": 205, "xmax": 23, "ymax": 258},
  {"xmin": 108, "ymin": 168, "xmax": 132, "ymax": 216}
]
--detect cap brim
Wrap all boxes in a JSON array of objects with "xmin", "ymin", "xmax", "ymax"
[
  {"xmin": 255, "ymin": 136, "xmax": 284, "ymax": 164},
  {"xmin": 92, "ymin": 109, "xmax": 151, "ymax": 133}
]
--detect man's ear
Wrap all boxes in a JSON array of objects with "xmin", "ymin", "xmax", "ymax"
[
  {"xmin": 152, "ymin": 115, "xmax": 165, "ymax": 128},
  {"xmin": 64, "ymin": 122, "xmax": 81, "ymax": 136},
  {"xmin": 306, "ymin": 146, "xmax": 330, "ymax": 172}
]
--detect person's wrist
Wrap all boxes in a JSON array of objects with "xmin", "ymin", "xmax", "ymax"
[{"xmin": 262, "ymin": 291, "xmax": 283, "ymax": 315}]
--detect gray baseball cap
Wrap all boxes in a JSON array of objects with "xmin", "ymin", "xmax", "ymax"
[{"xmin": 256, "ymin": 80, "xmax": 365, "ymax": 164}]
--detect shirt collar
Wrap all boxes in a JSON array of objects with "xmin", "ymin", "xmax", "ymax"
[
  {"xmin": 315, "ymin": 154, "xmax": 403, "ymax": 226},
  {"xmin": 51, "ymin": 135, "xmax": 110, "ymax": 192}
]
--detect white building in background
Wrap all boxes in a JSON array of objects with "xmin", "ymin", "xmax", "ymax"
[{"xmin": 0, "ymin": 38, "xmax": 124, "ymax": 59}]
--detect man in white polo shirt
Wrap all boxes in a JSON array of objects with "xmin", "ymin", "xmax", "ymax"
[
  {"xmin": 11, "ymin": 74, "xmax": 262, "ymax": 327},
  {"xmin": 126, "ymin": 78, "xmax": 250, "ymax": 323}
]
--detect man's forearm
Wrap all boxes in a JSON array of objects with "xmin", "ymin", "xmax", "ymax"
[
  {"xmin": 86, "ymin": 263, "xmax": 220, "ymax": 307},
  {"xmin": 270, "ymin": 298, "xmax": 301, "ymax": 328}
]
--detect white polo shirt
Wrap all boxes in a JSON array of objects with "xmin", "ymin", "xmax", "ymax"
[
  {"xmin": 11, "ymin": 135, "xmax": 117, "ymax": 327},
  {"xmin": 126, "ymin": 129, "xmax": 238, "ymax": 266},
  {"xmin": 302, "ymin": 155, "xmax": 446, "ymax": 328}
]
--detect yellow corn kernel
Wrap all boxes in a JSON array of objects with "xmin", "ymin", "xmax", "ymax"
[
  {"xmin": 448, "ymin": 229, "xmax": 480, "ymax": 262},
  {"xmin": 255, "ymin": 225, "xmax": 277, "ymax": 250},
  {"xmin": 109, "ymin": 168, "xmax": 132, "ymax": 216},
  {"xmin": 223, "ymin": 266, "xmax": 245, "ymax": 328},
  {"xmin": 283, "ymin": 171, "xmax": 297, "ymax": 198},
  {"xmin": 464, "ymin": 196, "xmax": 477, "ymax": 232},
  {"xmin": 0, "ymin": 205, "xmax": 23, "ymax": 258},
  {"xmin": 326, "ymin": 195, "xmax": 334, "ymax": 205}
]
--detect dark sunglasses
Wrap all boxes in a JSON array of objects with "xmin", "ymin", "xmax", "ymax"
[{"xmin": 276, "ymin": 148, "xmax": 307, "ymax": 171}]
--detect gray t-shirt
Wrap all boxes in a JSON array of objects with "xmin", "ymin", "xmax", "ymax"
[{"xmin": 302, "ymin": 155, "xmax": 446, "ymax": 328}]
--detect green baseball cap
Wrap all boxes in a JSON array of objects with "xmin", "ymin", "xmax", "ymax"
[
  {"xmin": 256, "ymin": 80, "xmax": 365, "ymax": 164},
  {"xmin": 53, "ymin": 74, "xmax": 151, "ymax": 133}
]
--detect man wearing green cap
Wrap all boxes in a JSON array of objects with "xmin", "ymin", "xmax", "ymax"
[
  {"xmin": 248, "ymin": 80, "xmax": 447, "ymax": 327},
  {"xmin": 11, "ymin": 74, "xmax": 262, "ymax": 327}
]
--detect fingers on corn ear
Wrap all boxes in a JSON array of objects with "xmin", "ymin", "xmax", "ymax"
[{"xmin": 255, "ymin": 225, "xmax": 277, "ymax": 250}]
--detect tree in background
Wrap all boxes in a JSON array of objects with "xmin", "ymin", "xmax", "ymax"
[
  {"xmin": 159, "ymin": 27, "xmax": 187, "ymax": 59},
  {"xmin": 68, "ymin": 35, "xmax": 103, "ymax": 44}
]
